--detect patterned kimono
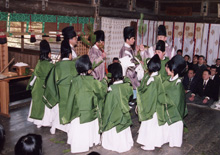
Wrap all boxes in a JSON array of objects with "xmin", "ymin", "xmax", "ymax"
[
  {"xmin": 119, "ymin": 43, "xmax": 139, "ymax": 89},
  {"xmin": 89, "ymin": 45, "xmax": 105, "ymax": 81}
]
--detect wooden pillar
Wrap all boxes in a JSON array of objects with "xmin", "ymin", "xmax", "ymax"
[
  {"xmin": 21, "ymin": 22, "xmax": 24, "ymax": 52},
  {"xmin": 92, "ymin": 0, "xmax": 100, "ymax": 31},
  {"xmin": 0, "ymin": 43, "xmax": 8, "ymax": 72},
  {"xmin": 0, "ymin": 80, "xmax": 10, "ymax": 117}
]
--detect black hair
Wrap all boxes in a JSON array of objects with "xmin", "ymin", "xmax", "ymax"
[
  {"xmin": 39, "ymin": 40, "xmax": 51, "ymax": 61},
  {"xmin": 210, "ymin": 65, "xmax": 217, "ymax": 70},
  {"xmin": 0, "ymin": 124, "xmax": 5, "ymax": 153},
  {"xmin": 199, "ymin": 55, "xmax": 205, "ymax": 60},
  {"xmin": 188, "ymin": 68, "xmax": 195, "ymax": 74},
  {"xmin": 147, "ymin": 54, "xmax": 161, "ymax": 74},
  {"xmin": 75, "ymin": 55, "xmax": 92, "ymax": 74},
  {"xmin": 184, "ymin": 55, "xmax": 190, "ymax": 59},
  {"xmin": 61, "ymin": 40, "xmax": 72, "ymax": 59},
  {"xmin": 203, "ymin": 69, "xmax": 211, "ymax": 75},
  {"xmin": 111, "ymin": 63, "xmax": 123, "ymax": 82},
  {"xmin": 194, "ymin": 55, "xmax": 199, "ymax": 59},
  {"xmin": 166, "ymin": 55, "xmax": 186, "ymax": 77},
  {"xmin": 87, "ymin": 152, "xmax": 100, "ymax": 155},
  {"xmin": 113, "ymin": 57, "xmax": 119, "ymax": 61},
  {"xmin": 177, "ymin": 49, "xmax": 183, "ymax": 54},
  {"xmin": 14, "ymin": 134, "xmax": 42, "ymax": 155},
  {"xmin": 216, "ymin": 58, "xmax": 220, "ymax": 62}
]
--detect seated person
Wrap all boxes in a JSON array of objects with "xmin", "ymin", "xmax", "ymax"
[
  {"xmin": 210, "ymin": 65, "xmax": 220, "ymax": 101},
  {"xmin": 195, "ymin": 55, "xmax": 207, "ymax": 80},
  {"xmin": 14, "ymin": 134, "xmax": 42, "ymax": 155},
  {"xmin": 215, "ymin": 58, "xmax": 220, "ymax": 76},
  {"xmin": 108, "ymin": 57, "xmax": 119, "ymax": 74},
  {"xmin": 189, "ymin": 55, "xmax": 199, "ymax": 72},
  {"xmin": 0, "ymin": 124, "xmax": 5, "ymax": 153},
  {"xmin": 182, "ymin": 69, "xmax": 198, "ymax": 94},
  {"xmin": 186, "ymin": 69, "xmax": 214, "ymax": 106},
  {"xmin": 176, "ymin": 49, "xmax": 183, "ymax": 56}
]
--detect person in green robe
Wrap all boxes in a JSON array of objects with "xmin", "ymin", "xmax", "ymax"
[
  {"xmin": 102, "ymin": 63, "xmax": 134, "ymax": 153},
  {"xmin": 163, "ymin": 55, "xmax": 188, "ymax": 147},
  {"xmin": 43, "ymin": 39, "xmax": 78, "ymax": 134},
  {"xmin": 61, "ymin": 55, "xmax": 107, "ymax": 153},
  {"xmin": 136, "ymin": 54, "xmax": 167, "ymax": 150},
  {"xmin": 27, "ymin": 40, "xmax": 54, "ymax": 128}
]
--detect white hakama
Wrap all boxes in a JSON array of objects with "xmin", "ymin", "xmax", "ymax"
[
  {"xmin": 137, "ymin": 113, "xmax": 167, "ymax": 150},
  {"xmin": 102, "ymin": 127, "xmax": 133, "ymax": 153},
  {"xmin": 163, "ymin": 120, "xmax": 183, "ymax": 147},
  {"xmin": 67, "ymin": 117, "xmax": 100, "ymax": 154},
  {"xmin": 27, "ymin": 100, "xmax": 52, "ymax": 128},
  {"xmin": 50, "ymin": 104, "xmax": 69, "ymax": 134}
]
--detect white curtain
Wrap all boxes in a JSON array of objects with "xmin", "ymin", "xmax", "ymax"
[
  {"xmin": 200, "ymin": 23, "xmax": 209, "ymax": 57},
  {"xmin": 194, "ymin": 23, "xmax": 204, "ymax": 56},
  {"xmin": 173, "ymin": 22, "xmax": 184, "ymax": 52},
  {"xmin": 207, "ymin": 24, "xmax": 220, "ymax": 65},
  {"xmin": 164, "ymin": 21, "xmax": 174, "ymax": 47}
]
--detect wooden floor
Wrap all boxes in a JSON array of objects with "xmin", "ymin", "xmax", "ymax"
[{"xmin": 0, "ymin": 103, "xmax": 220, "ymax": 155}]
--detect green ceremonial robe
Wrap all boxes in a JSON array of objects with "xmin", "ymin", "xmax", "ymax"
[
  {"xmin": 159, "ymin": 57, "xmax": 169, "ymax": 82},
  {"xmin": 102, "ymin": 78, "xmax": 133, "ymax": 133},
  {"xmin": 61, "ymin": 75, "xmax": 107, "ymax": 130},
  {"xmin": 42, "ymin": 60, "xmax": 78, "ymax": 124},
  {"xmin": 27, "ymin": 60, "xmax": 54, "ymax": 120},
  {"xmin": 163, "ymin": 77, "xmax": 188, "ymax": 125},
  {"xmin": 137, "ymin": 73, "xmax": 166, "ymax": 125}
]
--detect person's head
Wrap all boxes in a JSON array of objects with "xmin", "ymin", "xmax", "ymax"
[
  {"xmin": 61, "ymin": 40, "xmax": 72, "ymax": 60},
  {"xmin": 111, "ymin": 63, "xmax": 123, "ymax": 82},
  {"xmin": 184, "ymin": 55, "xmax": 190, "ymax": 62},
  {"xmin": 198, "ymin": 55, "xmax": 205, "ymax": 65},
  {"xmin": 165, "ymin": 55, "xmax": 186, "ymax": 77},
  {"xmin": 202, "ymin": 69, "xmax": 211, "ymax": 80},
  {"xmin": 187, "ymin": 69, "xmax": 195, "ymax": 79},
  {"xmin": 193, "ymin": 55, "xmax": 199, "ymax": 64},
  {"xmin": 0, "ymin": 124, "xmax": 5, "ymax": 153},
  {"xmin": 75, "ymin": 55, "xmax": 92, "ymax": 75},
  {"xmin": 94, "ymin": 30, "xmax": 105, "ymax": 49},
  {"xmin": 14, "ymin": 134, "xmax": 42, "ymax": 155},
  {"xmin": 147, "ymin": 54, "xmax": 161, "ymax": 74},
  {"xmin": 210, "ymin": 65, "xmax": 217, "ymax": 76},
  {"xmin": 123, "ymin": 26, "xmax": 135, "ymax": 46},
  {"xmin": 62, "ymin": 26, "xmax": 78, "ymax": 47},
  {"xmin": 112, "ymin": 57, "xmax": 119, "ymax": 63},
  {"xmin": 39, "ymin": 40, "xmax": 51, "ymax": 61},
  {"xmin": 216, "ymin": 58, "xmax": 220, "ymax": 66},
  {"xmin": 155, "ymin": 40, "xmax": 166, "ymax": 60},
  {"xmin": 177, "ymin": 49, "xmax": 183, "ymax": 56},
  {"xmin": 157, "ymin": 25, "xmax": 167, "ymax": 42}
]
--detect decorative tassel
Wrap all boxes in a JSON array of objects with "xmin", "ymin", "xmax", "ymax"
[
  {"xmin": 56, "ymin": 34, "xmax": 61, "ymax": 42},
  {"xmin": 30, "ymin": 32, "xmax": 36, "ymax": 43},
  {"xmin": 0, "ymin": 32, "xmax": 7, "ymax": 44}
]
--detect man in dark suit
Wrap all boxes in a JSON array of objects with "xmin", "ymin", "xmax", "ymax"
[
  {"xmin": 215, "ymin": 58, "xmax": 220, "ymax": 76},
  {"xmin": 186, "ymin": 69, "xmax": 214, "ymax": 106},
  {"xmin": 182, "ymin": 68, "xmax": 198, "ymax": 94},
  {"xmin": 195, "ymin": 55, "xmax": 207, "ymax": 80},
  {"xmin": 210, "ymin": 65, "xmax": 220, "ymax": 101},
  {"xmin": 189, "ymin": 55, "xmax": 199, "ymax": 72}
]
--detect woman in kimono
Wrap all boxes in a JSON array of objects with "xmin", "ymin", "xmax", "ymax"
[
  {"xmin": 27, "ymin": 40, "xmax": 54, "ymax": 128},
  {"xmin": 62, "ymin": 55, "xmax": 107, "ymax": 153},
  {"xmin": 136, "ymin": 54, "xmax": 167, "ymax": 150},
  {"xmin": 102, "ymin": 63, "xmax": 134, "ymax": 153},
  {"xmin": 44, "ymin": 39, "xmax": 78, "ymax": 134},
  {"xmin": 163, "ymin": 55, "xmax": 187, "ymax": 147}
]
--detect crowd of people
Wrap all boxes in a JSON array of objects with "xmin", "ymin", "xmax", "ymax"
[{"xmin": 0, "ymin": 24, "xmax": 219, "ymax": 155}]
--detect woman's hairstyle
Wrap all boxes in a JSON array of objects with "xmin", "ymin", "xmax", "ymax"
[
  {"xmin": 111, "ymin": 63, "xmax": 123, "ymax": 81},
  {"xmin": 61, "ymin": 40, "xmax": 72, "ymax": 59},
  {"xmin": 0, "ymin": 124, "xmax": 5, "ymax": 153},
  {"xmin": 75, "ymin": 55, "xmax": 92, "ymax": 74},
  {"xmin": 14, "ymin": 134, "xmax": 42, "ymax": 155},
  {"xmin": 147, "ymin": 54, "xmax": 161, "ymax": 73},
  {"xmin": 39, "ymin": 40, "xmax": 51, "ymax": 61},
  {"xmin": 166, "ymin": 55, "xmax": 186, "ymax": 77}
]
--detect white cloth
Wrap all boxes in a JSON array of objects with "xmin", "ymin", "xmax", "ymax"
[
  {"xmin": 70, "ymin": 44, "xmax": 77, "ymax": 59},
  {"xmin": 27, "ymin": 100, "xmax": 52, "ymax": 127},
  {"xmin": 102, "ymin": 127, "xmax": 133, "ymax": 153},
  {"xmin": 50, "ymin": 104, "xmax": 70, "ymax": 133},
  {"xmin": 67, "ymin": 118, "xmax": 100, "ymax": 153},
  {"xmin": 137, "ymin": 113, "xmax": 168, "ymax": 150}
]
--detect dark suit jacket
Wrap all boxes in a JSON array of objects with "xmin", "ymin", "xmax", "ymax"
[
  {"xmin": 189, "ymin": 63, "xmax": 199, "ymax": 72},
  {"xmin": 182, "ymin": 76, "xmax": 198, "ymax": 92},
  {"xmin": 192, "ymin": 79, "xmax": 214, "ymax": 99},
  {"xmin": 195, "ymin": 64, "xmax": 207, "ymax": 80},
  {"xmin": 211, "ymin": 75, "xmax": 220, "ymax": 101}
]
